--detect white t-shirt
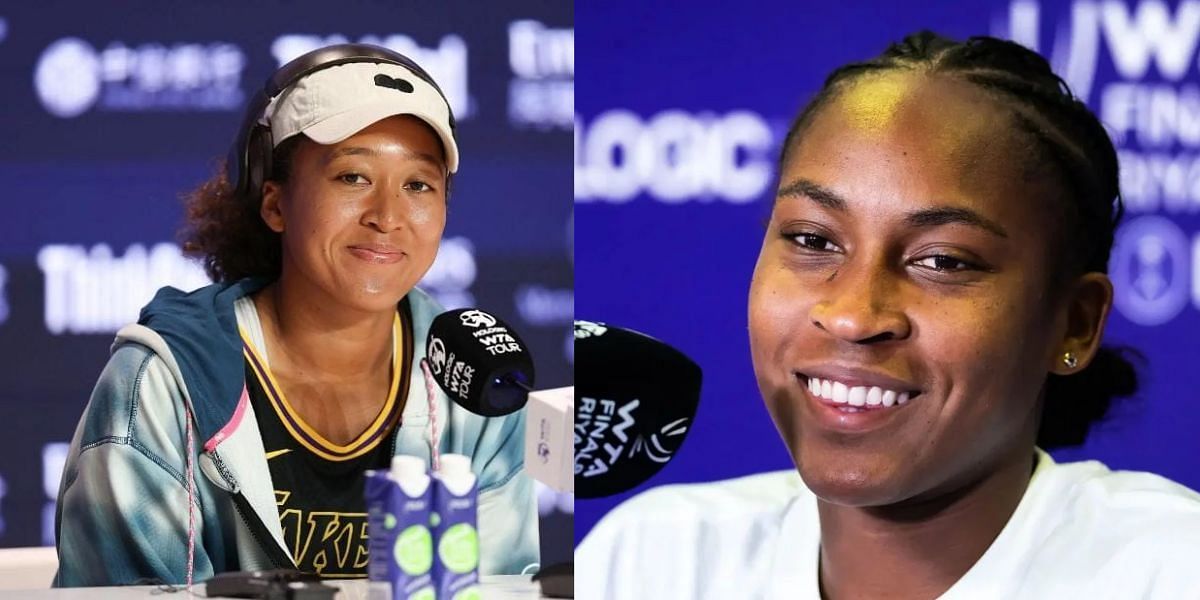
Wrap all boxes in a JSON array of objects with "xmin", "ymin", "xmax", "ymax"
[{"xmin": 576, "ymin": 450, "xmax": 1200, "ymax": 599}]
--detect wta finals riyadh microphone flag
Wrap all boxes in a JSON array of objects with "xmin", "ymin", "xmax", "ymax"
[
  {"xmin": 0, "ymin": 1, "xmax": 573, "ymax": 566},
  {"xmin": 576, "ymin": 0, "xmax": 1200, "ymax": 545}
]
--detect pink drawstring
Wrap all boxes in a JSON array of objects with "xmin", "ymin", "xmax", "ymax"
[
  {"xmin": 420, "ymin": 359, "xmax": 441, "ymax": 472},
  {"xmin": 184, "ymin": 403, "xmax": 196, "ymax": 588}
]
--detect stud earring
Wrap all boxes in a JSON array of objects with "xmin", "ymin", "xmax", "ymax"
[{"xmin": 1063, "ymin": 352, "xmax": 1078, "ymax": 369}]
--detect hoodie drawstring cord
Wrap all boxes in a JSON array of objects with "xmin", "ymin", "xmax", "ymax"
[
  {"xmin": 184, "ymin": 406, "xmax": 196, "ymax": 588},
  {"xmin": 420, "ymin": 358, "xmax": 441, "ymax": 472}
]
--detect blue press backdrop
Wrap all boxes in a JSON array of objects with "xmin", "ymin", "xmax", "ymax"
[
  {"xmin": 576, "ymin": 0, "xmax": 1200, "ymax": 544},
  {"xmin": 0, "ymin": 1, "xmax": 574, "ymax": 565}
]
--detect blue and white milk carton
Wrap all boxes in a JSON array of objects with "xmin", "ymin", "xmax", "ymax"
[
  {"xmin": 366, "ymin": 455, "xmax": 435, "ymax": 600},
  {"xmin": 433, "ymin": 454, "xmax": 480, "ymax": 600}
]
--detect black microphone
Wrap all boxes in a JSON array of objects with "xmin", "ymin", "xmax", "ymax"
[
  {"xmin": 574, "ymin": 320, "xmax": 702, "ymax": 499},
  {"xmin": 426, "ymin": 308, "xmax": 536, "ymax": 417}
]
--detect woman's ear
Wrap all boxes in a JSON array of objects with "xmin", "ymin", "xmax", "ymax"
[
  {"xmin": 1051, "ymin": 272, "xmax": 1113, "ymax": 375},
  {"xmin": 260, "ymin": 181, "xmax": 286, "ymax": 233}
]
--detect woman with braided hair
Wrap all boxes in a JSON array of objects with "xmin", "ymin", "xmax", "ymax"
[{"xmin": 577, "ymin": 31, "xmax": 1200, "ymax": 599}]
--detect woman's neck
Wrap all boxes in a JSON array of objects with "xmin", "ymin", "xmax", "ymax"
[
  {"xmin": 815, "ymin": 446, "xmax": 1037, "ymax": 600},
  {"xmin": 253, "ymin": 273, "xmax": 395, "ymax": 382}
]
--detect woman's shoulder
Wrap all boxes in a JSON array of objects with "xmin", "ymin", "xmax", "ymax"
[
  {"xmin": 1048, "ymin": 457, "xmax": 1200, "ymax": 520},
  {"xmin": 996, "ymin": 458, "xmax": 1200, "ymax": 596},
  {"xmin": 576, "ymin": 470, "xmax": 813, "ymax": 598},
  {"xmin": 580, "ymin": 469, "xmax": 811, "ymax": 553},
  {"xmin": 1030, "ymin": 457, "xmax": 1200, "ymax": 567},
  {"xmin": 76, "ymin": 334, "xmax": 188, "ymax": 452}
]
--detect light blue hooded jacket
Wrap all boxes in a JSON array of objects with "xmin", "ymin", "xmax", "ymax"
[{"xmin": 53, "ymin": 278, "xmax": 539, "ymax": 586}]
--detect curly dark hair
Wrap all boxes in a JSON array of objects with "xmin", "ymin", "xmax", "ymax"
[
  {"xmin": 780, "ymin": 31, "xmax": 1141, "ymax": 449},
  {"xmin": 179, "ymin": 137, "xmax": 302, "ymax": 283}
]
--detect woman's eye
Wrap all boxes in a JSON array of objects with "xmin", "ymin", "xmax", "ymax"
[
  {"xmin": 912, "ymin": 255, "xmax": 977, "ymax": 272},
  {"xmin": 338, "ymin": 173, "xmax": 369, "ymax": 185},
  {"xmin": 789, "ymin": 233, "xmax": 839, "ymax": 252}
]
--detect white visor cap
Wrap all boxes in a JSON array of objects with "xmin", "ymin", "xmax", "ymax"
[{"xmin": 263, "ymin": 61, "xmax": 458, "ymax": 173}]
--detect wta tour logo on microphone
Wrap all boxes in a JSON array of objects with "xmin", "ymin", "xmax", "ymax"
[
  {"xmin": 574, "ymin": 321, "xmax": 702, "ymax": 498},
  {"xmin": 461, "ymin": 310, "xmax": 524, "ymax": 357},
  {"xmin": 575, "ymin": 397, "xmax": 640, "ymax": 478},
  {"xmin": 574, "ymin": 320, "xmax": 608, "ymax": 339},
  {"xmin": 427, "ymin": 335, "xmax": 475, "ymax": 402},
  {"xmin": 459, "ymin": 309, "xmax": 496, "ymax": 328},
  {"xmin": 426, "ymin": 309, "xmax": 532, "ymax": 407}
]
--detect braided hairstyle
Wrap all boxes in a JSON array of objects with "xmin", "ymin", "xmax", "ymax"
[{"xmin": 779, "ymin": 31, "xmax": 1140, "ymax": 448}]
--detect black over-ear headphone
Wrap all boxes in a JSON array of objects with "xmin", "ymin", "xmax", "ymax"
[{"xmin": 227, "ymin": 43, "xmax": 456, "ymax": 207}]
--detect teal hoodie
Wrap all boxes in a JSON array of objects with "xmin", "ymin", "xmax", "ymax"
[{"xmin": 53, "ymin": 279, "xmax": 539, "ymax": 586}]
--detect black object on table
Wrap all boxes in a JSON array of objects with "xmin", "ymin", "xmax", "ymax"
[
  {"xmin": 533, "ymin": 561, "xmax": 573, "ymax": 598},
  {"xmin": 204, "ymin": 569, "xmax": 336, "ymax": 599}
]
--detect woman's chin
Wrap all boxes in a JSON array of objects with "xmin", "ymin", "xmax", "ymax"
[
  {"xmin": 795, "ymin": 456, "xmax": 911, "ymax": 508},
  {"xmin": 334, "ymin": 280, "xmax": 414, "ymax": 313}
]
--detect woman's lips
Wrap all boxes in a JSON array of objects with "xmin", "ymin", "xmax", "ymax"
[{"xmin": 348, "ymin": 245, "xmax": 405, "ymax": 264}]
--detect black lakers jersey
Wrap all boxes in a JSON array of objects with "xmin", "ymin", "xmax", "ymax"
[{"xmin": 240, "ymin": 301, "xmax": 413, "ymax": 578}]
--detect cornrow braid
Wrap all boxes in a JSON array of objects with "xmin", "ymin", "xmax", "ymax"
[{"xmin": 778, "ymin": 30, "xmax": 1139, "ymax": 449}]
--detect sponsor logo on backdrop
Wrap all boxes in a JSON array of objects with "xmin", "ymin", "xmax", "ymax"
[
  {"xmin": 508, "ymin": 20, "xmax": 573, "ymax": 129},
  {"xmin": 517, "ymin": 284, "xmax": 574, "ymax": 364},
  {"xmin": 35, "ymin": 238, "xmax": 475, "ymax": 335},
  {"xmin": 0, "ymin": 263, "xmax": 9, "ymax": 327},
  {"xmin": 575, "ymin": 110, "xmax": 774, "ymax": 204},
  {"xmin": 997, "ymin": 0, "xmax": 1200, "ymax": 324},
  {"xmin": 419, "ymin": 236, "xmax": 476, "ymax": 309},
  {"xmin": 271, "ymin": 34, "xmax": 471, "ymax": 119},
  {"xmin": 515, "ymin": 286, "xmax": 572, "ymax": 326},
  {"xmin": 42, "ymin": 443, "xmax": 68, "ymax": 546},
  {"xmin": 37, "ymin": 243, "xmax": 210, "ymax": 335},
  {"xmin": 1111, "ymin": 216, "xmax": 1195, "ymax": 325},
  {"xmin": 35, "ymin": 38, "xmax": 246, "ymax": 118}
]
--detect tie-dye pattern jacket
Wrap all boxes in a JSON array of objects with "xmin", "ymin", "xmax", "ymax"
[{"xmin": 53, "ymin": 278, "xmax": 539, "ymax": 586}]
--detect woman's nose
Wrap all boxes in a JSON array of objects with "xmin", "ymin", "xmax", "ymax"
[
  {"xmin": 808, "ymin": 258, "xmax": 911, "ymax": 344},
  {"xmin": 361, "ymin": 185, "xmax": 409, "ymax": 232}
]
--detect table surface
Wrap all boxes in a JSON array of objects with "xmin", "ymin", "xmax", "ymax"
[{"xmin": 0, "ymin": 575, "xmax": 550, "ymax": 599}]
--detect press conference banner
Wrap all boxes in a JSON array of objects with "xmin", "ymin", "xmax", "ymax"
[
  {"xmin": 0, "ymin": 1, "xmax": 574, "ymax": 564},
  {"xmin": 576, "ymin": 0, "xmax": 1200, "ymax": 543}
]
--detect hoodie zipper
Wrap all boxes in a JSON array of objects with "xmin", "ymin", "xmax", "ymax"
[
  {"xmin": 206, "ymin": 450, "xmax": 295, "ymax": 570},
  {"xmin": 230, "ymin": 490, "xmax": 295, "ymax": 569}
]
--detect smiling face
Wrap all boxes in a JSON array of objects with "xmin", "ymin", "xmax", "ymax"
[
  {"xmin": 260, "ymin": 114, "xmax": 448, "ymax": 314},
  {"xmin": 749, "ymin": 72, "xmax": 1078, "ymax": 507}
]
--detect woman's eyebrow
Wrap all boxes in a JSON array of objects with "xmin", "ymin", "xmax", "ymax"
[
  {"xmin": 325, "ymin": 146, "xmax": 376, "ymax": 163},
  {"xmin": 905, "ymin": 207, "xmax": 1009, "ymax": 238},
  {"xmin": 777, "ymin": 177, "xmax": 1008, "ymax": 238},
  {"xmin": 777, "ymin": 178, "xmax": 845, "ymax": 210},
  {"xmin": 325, "ymin": 146, "xmax": 445, "ymax": 172}
]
